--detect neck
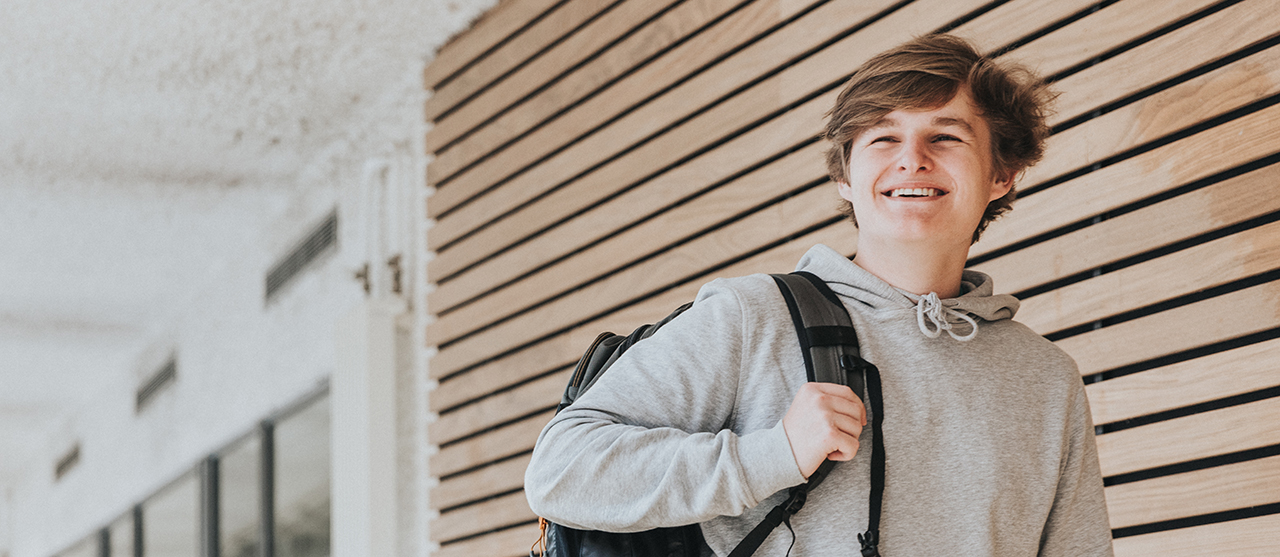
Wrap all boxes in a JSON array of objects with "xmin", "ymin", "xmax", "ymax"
[{"xmin": 852, "ymin": 235, "xmax": 971, "ymax": 298}]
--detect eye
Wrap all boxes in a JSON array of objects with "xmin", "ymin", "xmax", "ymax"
[
  {"xmin": 933, "ymin": 134, "xmax": 962, "ymax": 142},
  {"xmin": 869, "ymin": 135, "xmax": 897, "ymax": 144}
]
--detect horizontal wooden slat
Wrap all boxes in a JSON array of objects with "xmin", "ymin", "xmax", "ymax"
[
  {"xmin": 429, "ymin": 225, "xmax": 857, "ymax": 409},
  {"xmin": 428, "ymin": 0, "xmax": 763, "ymax": 181},
  {"xmin": 427, "ymin": 94, "xmax": 830, "ymax": 315},
  {"xmin": 424, "ymin": 0, "xmax": 901, "ymax": 221},
  {"xmin": 1022, "ymin": 42, "xmax": 1280, "ymax": 197},
  {"xmin": 430, "ymin": 183, "xmax": 839, "ymax": 374},
  {"xmin": 430, "ymin": 368, "xmax": 567, "ymax": 446},
  {"xmin": 1057, "ymin": 279, "xmax": 1280, "ymax": 377},
  {"xmin": 431, "ymin": 410, "xmax": 552, "ymax": 478},
  {"xmin": 423, "ymin": 0, "xmax": 562, "ymax": 90},
  {"xmin": 431, "ymin": 453, "xmax": 533, "ymax": 511},
  {"xmin": 1113, "ymin": 513, "xmax": 1280, "ymax": 557},
  {"xmin": 1050, "ymin": 0, "xmax": 1280, "ymax": 126},
  {"xmin": 974, "ymin": 161, "xmax": 1280, "ymax": 296},
  {"xmin": 1087, "ymin": 338, "xmax": 1280, "ymax": 426},
  {"xmin": 1106, "ymin": 454, "xmax": 1280, "ymax": 529},
  {"xmin": 1096, "ymin": 396, "xmax": 1280, "ymax": 477},
  {"xmin": 951, "ymin": 0, "xmax": 1098, "ymax": 54},
  {"xmin": 434, "ymin": 521, "xmax": 541, "ymax": 557},
  {"xmin": 1018, "ymin": 218, "xmax": 1280, "ymax": 335},
  {"xmin": 1002, "ymin": 0, "xmax": 1219, "ymax": 79},
  {"xmin": 426, "ymin": 0, "xmax": 656, "ymax": 125},
  {"xmin": 425, "ymin": 0, "xmax": 970, "ymax": 237},
  {"xmin": 432, "ymin": 490, "xmax": 536, "ymax": 543},
  {"xmin": 975, "ymin": 99, "xmax": 1280, "ymax": 259}
]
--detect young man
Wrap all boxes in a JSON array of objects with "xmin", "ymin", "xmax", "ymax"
[{"xmin": 526, "ymin": 34, "xmax": 1113, "ymax": 556}]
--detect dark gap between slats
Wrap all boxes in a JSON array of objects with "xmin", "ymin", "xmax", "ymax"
[
  {"xmin": 429, "ymin": 0, "xmax": 574, "ymax": 93},
  {"xmin": 431, "ymin": 0, "xmax": 630, "ymax": 125},
  {"xmin": 1013, "ymin": 205, "xmax": 1280, "ymax": 302},
  {"xmin": 430, "ymin": 0, "xmax": 867, "ymax": 212},
  {"xmin": 1043, "ymin": 267, "xmax": 1280, "ymax": 343},
  {"xmin": 434, "ymin": 137, "xmax": 823, "ymax": 316},
  {"xmin": 432, "ymin": 172, "xmax": 829, "ymax": 345},
  {"xmin": 1111, "ymin": 503, "xmax": 1280, "ymax": 540},
  {"xmin": 430, "ymin": 0, "xmax": 766, "ymax": 171},
  {"xmin": 968, "ymin": 115, "xmax": 1280, "ymax": 268},
  {"xmin": 1043, "ymin": 0, "xmax": 1249, "ymax": 86},
  {"xmin": 435, "ymin": 215, "xmax": 844, "ymax": 383},
  {"xmin": 428, "ymin": 0, "xmax": 917, "ymax": 242}
]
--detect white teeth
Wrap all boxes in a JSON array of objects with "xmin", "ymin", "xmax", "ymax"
[{"xmin": 888, "ymin": 188, "xmax": 941, "ymax": 197}]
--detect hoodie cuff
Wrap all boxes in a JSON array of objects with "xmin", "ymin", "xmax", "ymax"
[{"xmin": 737, "ymin": 420, "xmax": 807, "ymax": 504}]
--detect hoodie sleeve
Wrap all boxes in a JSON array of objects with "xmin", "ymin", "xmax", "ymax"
[
  {"xmin": 1039, "ymin": 380, "xmax": 1115, "ymax": 556},
  {"xmin": 524, "ymin": 277, "xmax": 807, "ymax": 532}
]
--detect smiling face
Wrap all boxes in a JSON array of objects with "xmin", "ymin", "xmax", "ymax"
[{"xmin": 836, "ymin": 88, "xmax": 1012, "ymax": 250}]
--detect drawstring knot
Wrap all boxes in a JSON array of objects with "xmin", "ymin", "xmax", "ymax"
[{"xmin": 915, "ymin": 292, "xmax": 978, "ymax": 341}]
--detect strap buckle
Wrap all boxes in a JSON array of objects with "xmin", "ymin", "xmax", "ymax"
[{"xmin": 858, "ymin": 529, "xmax": 880, "ymax": 557}]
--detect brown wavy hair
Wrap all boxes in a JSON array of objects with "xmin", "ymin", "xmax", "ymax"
[{"xmin": 823, "ymin": 33, "xmax": 1055, "ymax": 243}]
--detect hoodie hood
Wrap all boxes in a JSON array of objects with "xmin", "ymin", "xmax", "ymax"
[{"xmin": 795, "ymin": 244, "xmax": 1019, "ymax": 340}]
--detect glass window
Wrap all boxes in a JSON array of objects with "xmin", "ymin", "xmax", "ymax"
[
  {"xmin": 219, "ymin": 433, "xmax": 261, "ymax": 557},
  {"xmin": 142, "ymin": 471, "xmax": 199, "ymax": 556},
  {"xmin": 274, "ymin": 395, "xmax": 330, "ymax": 557},
  {"xmin": 109, "ymin": 513, "xmax": 135, "ymax": 557}
]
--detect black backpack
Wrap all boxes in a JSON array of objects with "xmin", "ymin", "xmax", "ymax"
[{"xmin": 532, "ymin": 272, "xmax": 885, "ymax": 557}]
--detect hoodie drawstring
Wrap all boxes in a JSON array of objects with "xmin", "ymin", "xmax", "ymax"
[{"xmin": 915, "ymin": 292, "xmax": 978, "ymax": 341}]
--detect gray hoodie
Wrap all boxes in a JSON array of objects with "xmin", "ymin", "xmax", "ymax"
[{"xmin": 526, "ymin": 244, "xmax": 1113, "ymax": 556}]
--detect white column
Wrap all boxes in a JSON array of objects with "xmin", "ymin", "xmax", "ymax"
[{"xmin": 332, "ymin": 298, "xmax": 406, "ymax": 557}]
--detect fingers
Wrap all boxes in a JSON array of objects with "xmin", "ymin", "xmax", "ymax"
[
  {"xmin": 801, "ymin": 382, "xmax": 867, "ymax": 425},
  {"xmin": 782, "ymin": 383, "xmax": 869, "ymax": 478}
]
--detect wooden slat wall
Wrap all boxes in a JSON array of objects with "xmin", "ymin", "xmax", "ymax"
[{"xmin": 422, "ymin": 0, "xmax": 1280, "ymax": 554}]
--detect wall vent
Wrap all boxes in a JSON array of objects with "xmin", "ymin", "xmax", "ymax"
[
  {"xmin": 265, "ymin": 208, "xmax": 339, "ymax": 302},
  {"xmin": 54, "ymin": 443, "xmax": 80, "ymax": 480},
  {"xmin": 136, "ymin": 356, "xmax": 177, "ymax": 412}
]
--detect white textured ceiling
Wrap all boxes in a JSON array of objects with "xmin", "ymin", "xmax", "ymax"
[{"xmin": 0, "ymin": 0, "xmax": 494, "ymax": 486}]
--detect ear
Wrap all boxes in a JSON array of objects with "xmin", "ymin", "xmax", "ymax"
[
  {"xmin": 988, "ymin": 171, "xmax": 1015, "ymax": 202},
  {"xmin": 836, "ymin": 181, "xmax": 855, "ymax": 203}
]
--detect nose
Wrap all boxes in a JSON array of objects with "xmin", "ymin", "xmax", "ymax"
[{"xmin": 897, "ymin": 137, "xmax": 932, "ymax": 173}]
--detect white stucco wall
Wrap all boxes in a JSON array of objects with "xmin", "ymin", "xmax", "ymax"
[{"xmin": 0, "ymin": 0, "xmax": 497, "ymax": 555}]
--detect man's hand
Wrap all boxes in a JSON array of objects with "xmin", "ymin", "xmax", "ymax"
[{"xmin": 782, "ymin": 382, "xmax": 867, "ymax": 478}]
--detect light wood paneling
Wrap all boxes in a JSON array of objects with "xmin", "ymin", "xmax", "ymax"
[
  {"xmin": 1095, "ymin": 396, "xmax": 1280, "ymax": 477},
  {"xmin": 1057, "ymin": 280, "xmax": 1280, "ymax": 377},
  {"xmin": 1002, "ymin": 0, "xmax": 1221, "ymax": 79},
  {"xmin": 432, "ymin": 490, "xmax": 537, "ymax": 543},
  {"xmin": 431, "ymin": 453, "xmax": 533, "ymax": 511},
  {"xmin": 426, "ymin": 0, "xmax": 975, "ymax": 237},
  {"xmin": 430, "ymin": 226, "xmax": 857, "ymax": 406},
  {"xmin": 1019, "ymin": 219, "xmax": 1280, "ymax": 335},
  {"xmin": 430, "ymin": 368, "xmax": 567, "ymax": 446},
  {"xmin": 1050, "ymin": 0, "xmax": 1280, "ymax": 124},
  {"xmin": 432, "ymin": 521, "xmax": 541, "ymax": 557},
  {"xmin": 975, "ymin": 100, "xmax": 1280, "ymax": 259},
  {"xmin": 1088, "ymin": 338, "xmax": 1280, "ymax": 426},
  {"xmin": 428, "ymin": 0, "xmax": 774, "ymax": 182},
  {"xmin": 431, "ymin": 183, "xmax": 839, "ymax": 372},
  {"xmin": 423, "ymin": 0, "xmax": 563, "ymax": 90},
  {"xmin": 974, "ymin": 162, "xmax": 1280, "ymax": 296},
  {"xmin": 1113, "ymin": 513, "xmax": 1280, "ymax": 557},
  {"xmin": 425, "ymin": 0, "xmax": 656, "ymax": 125},
  {"xmin": 431, "ymin": 410, "xmax": 552, "ymax": 478},
  {"xmin": 1022, "ymin": 43, "xmax": 1280, "ymax": 195},
  {"xmin": 1106, "ymin": 455, "xmax": 1280, "ymax": 529}
]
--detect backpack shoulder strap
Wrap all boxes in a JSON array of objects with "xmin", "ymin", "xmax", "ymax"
[{"xmin": 727, "ymin": 272, "xmax": 883, "ymax": 557}]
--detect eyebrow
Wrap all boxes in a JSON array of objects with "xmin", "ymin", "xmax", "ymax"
[{"xmin": 867, "ymin": 116, "xmax": 977, "ymax": 134}]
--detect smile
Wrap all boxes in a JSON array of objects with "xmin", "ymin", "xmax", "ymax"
[{"xmin": 885, "ymin": 187, "xmax": 944, "ymax": 198}]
